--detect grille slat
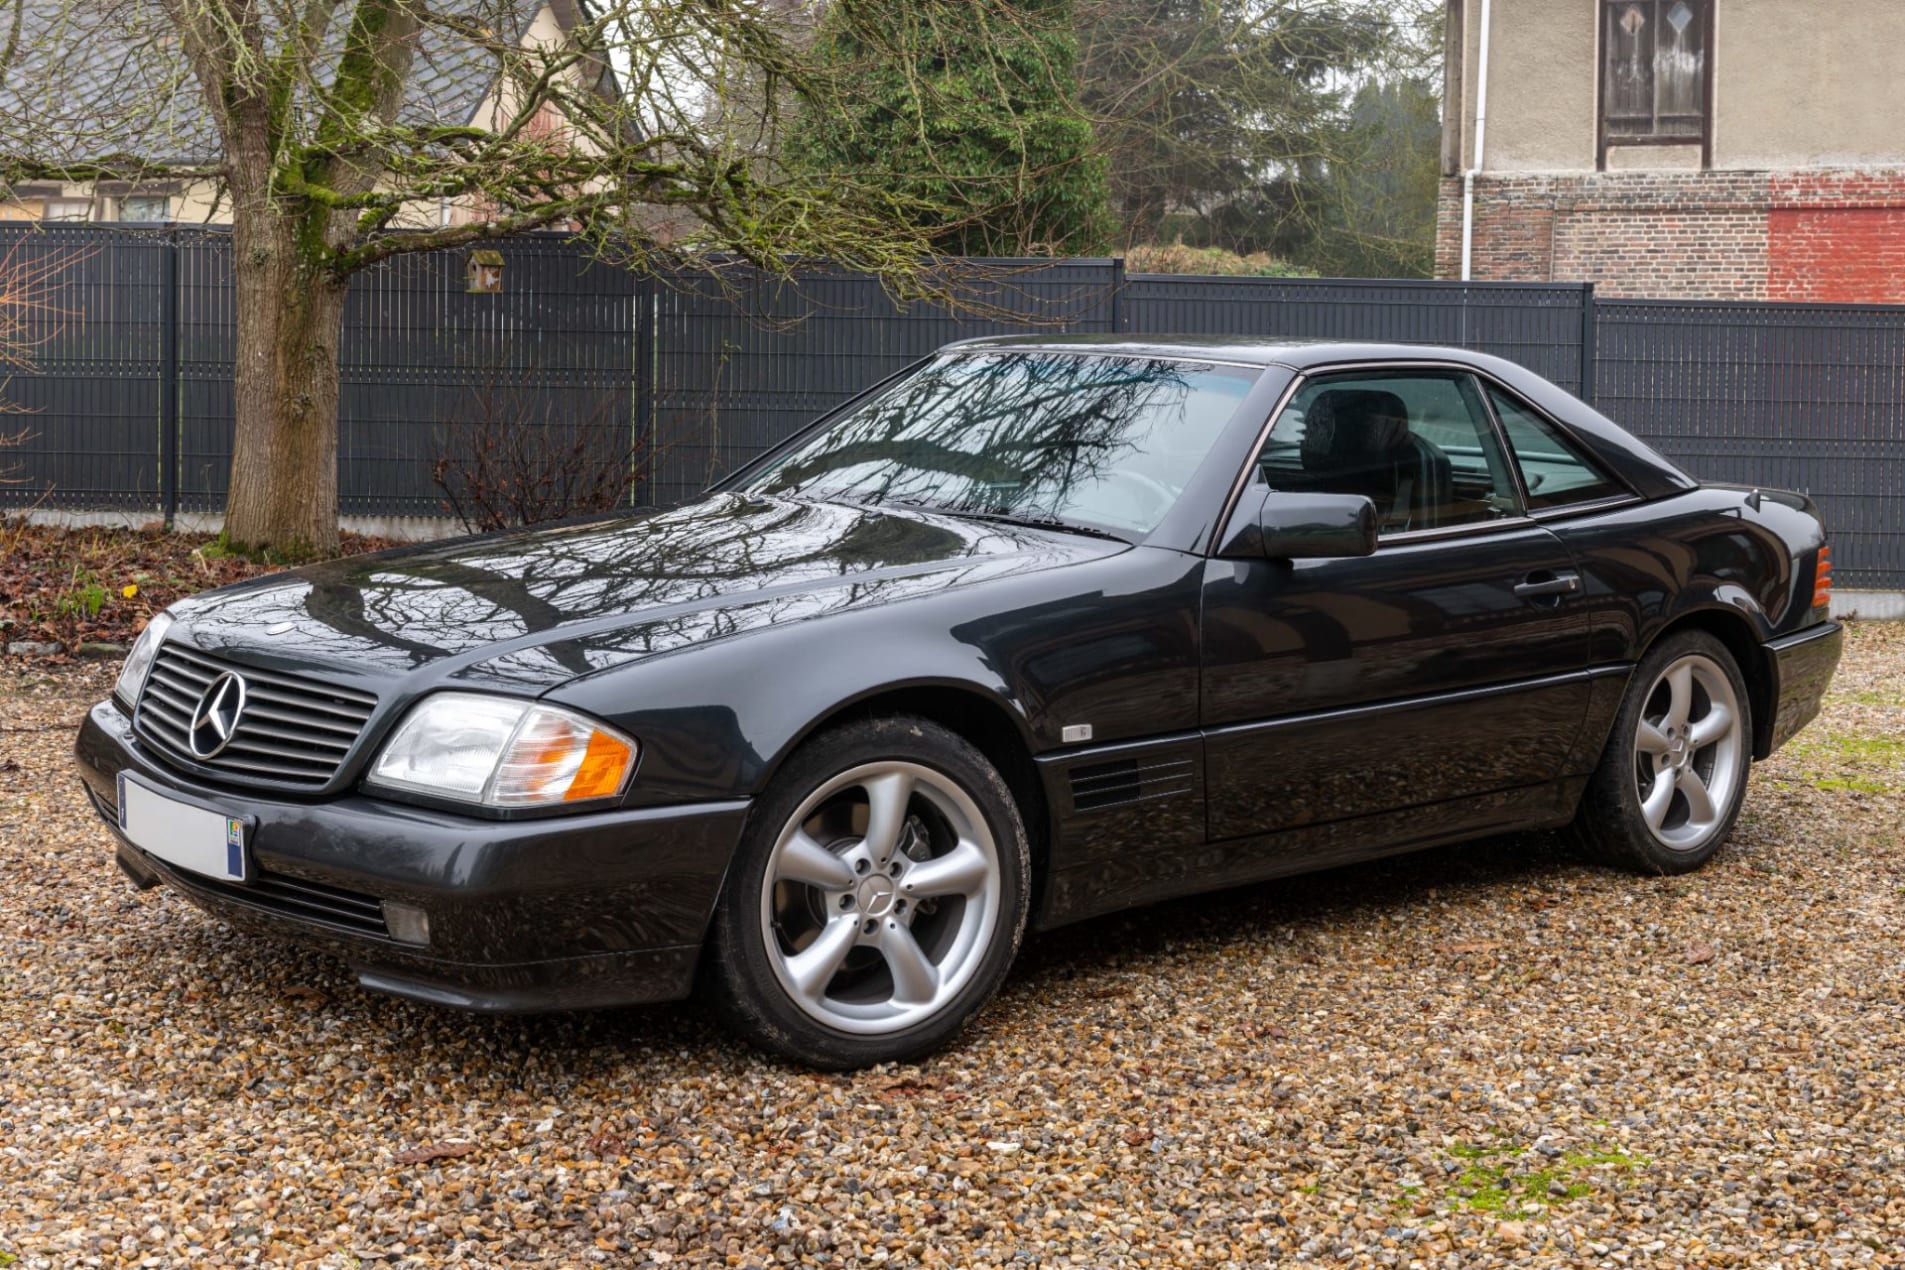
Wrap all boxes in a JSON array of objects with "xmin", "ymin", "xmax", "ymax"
[
  {"xmin": 135, "ymin": 645, "xmax": 377, "ymax": 790},
  {"xmin": 141, "ymin": 679, "xmax": 201, "ymax": 715},
  {"xmin": 152, "ymin": 661, "xmax": 215, "ymax": 689},
  {"xmin": 218, "ymin": 740, "xmax": 339, "ymax": 769},
  {"xmin": 244, "ymin": 686, "xmax": 381, "ymax": 724},
  {"xmin": 240, "ymin": 702, "xmax": 362, "ymax": 738},
  {"xmin": 196, "ymin": 752, "xmax": 340, "ymax": 779},
  {"xmin": 256, "ymin": 874, "xmax": 387, "ymax": 918},
  {"xmin": 227, "ymin": 717, "xmax": 354, "ymax": 750},
  {"xmin": 139, "ymin": 695, "xmax": 192, "ymax": 730},
  {"xmin": 168, "ymin": 646, "xmax": 377, "ymax": 707},
  {"xmin": 146, "ymin": 854, "xmax": 391, "ymax": 938}
]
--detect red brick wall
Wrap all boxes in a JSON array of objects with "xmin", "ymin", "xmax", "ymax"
[
  {"xmin": 1766, "ymin": 172, "xmax": 1905, "ymax": 302},
  {"xmin": 1438, "ymin": 167, "xmax": 1905, "ymax": 300},
  {"xmin": 1434, "ymin": 177, "xmax": 1563, "ymax": 282},
  {"xmin": 1438, "ymin": 172, "xmax": 1771, "ymax": 297}
]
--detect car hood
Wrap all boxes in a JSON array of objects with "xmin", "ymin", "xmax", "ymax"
[{"xmin": 173, "ymin": 495, "xmax": 1122, "ymax": 690}]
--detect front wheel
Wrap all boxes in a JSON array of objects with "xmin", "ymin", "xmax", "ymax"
[
  {"xmin": 1573, "ymin": 630, "xmax": 1752, "ymax": 874},
  {"xmin": 704, "ymin": 717, "xmax": 1030, "ymax": 1068}
]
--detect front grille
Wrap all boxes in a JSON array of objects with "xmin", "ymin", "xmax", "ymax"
[
  {"xmin": 135, "ymin": 645, "xmax": 378, "ymax": 790},
  {"xmin": 146, "ymin": 853, "xmax": 391, "ymax": 938}
]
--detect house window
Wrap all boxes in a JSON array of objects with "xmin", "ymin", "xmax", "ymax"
[
  {"xmin": 118, "ymin": 195, "xmax": 170, "ymax": 223},
  {"xmin": 44, "ymin": 199, "xmax": 93, "ymax": 222},
  {"xmin": 1601, "ymin": 0, "xmax": 1711, "ymax": 163}
]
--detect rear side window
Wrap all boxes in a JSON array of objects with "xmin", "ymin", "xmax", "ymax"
[{"xmin": 1487, "ymin": 386, "xmax": 1625, "ymax": 510}]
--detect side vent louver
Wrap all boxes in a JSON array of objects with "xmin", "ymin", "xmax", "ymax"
[{"xmin": 1069, "ymin": 756, "xmax": 1194, "ymax": 812}]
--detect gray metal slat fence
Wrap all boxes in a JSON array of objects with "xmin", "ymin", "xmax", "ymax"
[
  {"xmin": 1597, "ymin": 298, "xmax": 1905, "ymax": 589},
  {"xmin": 0, "ymin": 224, "xmax": 166, "ymax": 509},
  {"xmin": 166, "ymin": 230, "xmax": 639, "ymax": 516},
  {"xmin": 646, "ymin": 261, "xmax": 1119, "ymax": 508},
  {"xmin": 1121, "ymin": 275, "xmax": 1591, "ymax": 396},
  {"xmin": 2, "ymin": 224, "xmax": 1902, "ymax": 588}
]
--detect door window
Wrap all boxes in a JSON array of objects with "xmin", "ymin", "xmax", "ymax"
[
  {"xmin": 1486, "ymin": 386, "xmax": 1626, "ymax": 509},
  {"xmin": 1256, "ymin": 372, "xmax": 1521, "ymax": 534}
]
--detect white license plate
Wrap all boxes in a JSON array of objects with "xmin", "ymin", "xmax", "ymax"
[{"xmin": 116, "ymin": 773, "xmax": 249, "ymax": 883}]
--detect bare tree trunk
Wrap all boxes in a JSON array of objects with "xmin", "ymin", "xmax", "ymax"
[{"xmin": 223, "ymin": 208, "xmax": 348, "ymax": 556}]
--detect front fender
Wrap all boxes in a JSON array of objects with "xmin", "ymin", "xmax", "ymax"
[{"xmin": 540, "ymin": 548, "xmax": 1207, "ymax": 807}]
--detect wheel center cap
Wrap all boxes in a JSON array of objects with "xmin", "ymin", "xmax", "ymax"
[{"xmin": 857, "ymin": 875, "xmax": 897, "ymax": 917}]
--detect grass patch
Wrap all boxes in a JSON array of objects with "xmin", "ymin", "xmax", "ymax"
[
  {"xmin": 205, "ymin": 531, "xmax": 325, "ymax": 567},
  {"xmin": 1430, "ymin": 1136, "xmax": 1646, "ymax": 1219},
  {"xmin": 1813, "ymin": 775, "xmax": 1894, "ymax": 794},
  {"xmin": 1828, "ymin": 689, "xmax": 1905, "ymax": 709},
  {"xmin": 1783, "ymin": 731, "xmax": 1905, "ymax": 795}
]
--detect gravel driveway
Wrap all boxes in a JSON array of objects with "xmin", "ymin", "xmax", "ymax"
[{"xmin": 4, "ymin": 624, "xmax": 1902, "ymax": 1269}]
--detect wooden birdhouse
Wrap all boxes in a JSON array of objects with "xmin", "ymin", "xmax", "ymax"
[{"xmin": 466, "ymin": 249, "xmax": 505, "ymax": 294}]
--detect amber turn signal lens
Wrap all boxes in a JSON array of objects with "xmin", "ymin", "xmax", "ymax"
[
  {"xmin": 565, "ymin": 730, "xmax": 635, "ymax": 801},
  {"xmin": 1812, "ymin": 545, "xmax": 1833, "ymax": 609}
]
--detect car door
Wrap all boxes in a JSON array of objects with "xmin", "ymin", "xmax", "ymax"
[{"xmin": 1200, "ymin": 367, "xmax": 1594, "ymax": 845}]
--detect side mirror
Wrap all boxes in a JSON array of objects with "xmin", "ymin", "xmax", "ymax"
[{"xmin": 1218, "ymin": 489, "xmax": 1378, "ymax": 560}]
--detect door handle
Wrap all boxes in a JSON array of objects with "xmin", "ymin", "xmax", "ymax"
[{"xmin": 1514, "ymin": 570, "xmax": 1582, "ymax": 599}]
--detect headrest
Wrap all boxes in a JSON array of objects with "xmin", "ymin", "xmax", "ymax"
[{"xmin": 1301, "ymin": 389, "xmax": 1413, "ymax": 469}]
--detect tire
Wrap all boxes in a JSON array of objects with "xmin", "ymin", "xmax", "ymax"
[
  {"xmin": 1572, "ymin": 630, "xmax": 1753, "ymax": 874},
  {"xmin": 704, "ymin": 717, "xmax": 1031, "ymax": 1069}
]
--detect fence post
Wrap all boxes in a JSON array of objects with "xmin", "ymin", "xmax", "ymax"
[
  {"xmin": 633, "ymin": 271, "xmax": 654, "ymax": 506},
  {"xmin": 1578, "ymin": 282, "xmax": 1597, "ymax": 406},
  {"xmin": 159, "ymin": 234, "xmax": 180, "ymax": 529}
]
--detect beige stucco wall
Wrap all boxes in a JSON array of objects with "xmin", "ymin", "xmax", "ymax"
[
  {"xmin": 1451, "ymin": 0, "xmax": 1599, "ymax": 173},
  {"xmin": 0, "ymin": 180, "xmax": 226, "ymax": 224},
  {"xmin": 1714, "ymin": 0, "xmax": 1905, "ymax": 168},
  {"xmin": 1448, "ymin": 0, "xmax": 1905, "ymax": 175}
]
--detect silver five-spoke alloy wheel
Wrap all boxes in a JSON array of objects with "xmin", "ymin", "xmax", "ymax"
[
  {"xmin": 759, "ymin": 760, "xmax": 1003, "ymax": 1035},
  {"xmin": 1632, "ymin": 651, "xmax": 1744, "ymax": 852}
]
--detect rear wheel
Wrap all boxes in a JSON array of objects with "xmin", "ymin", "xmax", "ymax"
[
  {"xmin": 1574, "ymin": 630, "xmax": 1752, "ymax": 874},
  {"xmin": 705, "ymin": 717, "xmax": 1030, "ymax": 1068}
]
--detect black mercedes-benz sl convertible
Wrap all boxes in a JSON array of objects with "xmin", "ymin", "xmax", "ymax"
[{"xmin": 77, "ymin": 337, "xmax": 1843, "ymax": 1066}]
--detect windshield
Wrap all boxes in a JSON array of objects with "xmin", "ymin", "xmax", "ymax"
[{"xmin": 735, "ymin": 352, "xmax": 1262, "ymax": 535}]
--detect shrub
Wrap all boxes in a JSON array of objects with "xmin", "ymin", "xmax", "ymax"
[
  {"xmin": 1124, "ymin": 242, "xmax": 1315, "ymax": 277},
  {"xmin": 433, "ymin": 382, "xmax": 645, "ymax": 533}
]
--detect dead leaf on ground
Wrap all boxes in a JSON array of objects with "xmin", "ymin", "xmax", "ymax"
[{"xmin": 395, "ymin": 1141, "xmax": 479, "ymax": 1166}]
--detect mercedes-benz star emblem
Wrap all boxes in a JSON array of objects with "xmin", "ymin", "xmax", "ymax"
[{"xmin": 188, "ymin": 671, "xmax": 248, "ymax": 759}]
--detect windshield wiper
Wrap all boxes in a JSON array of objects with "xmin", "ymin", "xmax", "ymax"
[{"xmin": 882, "ymin": 499, "xmax": 1131, "ymax": 543}]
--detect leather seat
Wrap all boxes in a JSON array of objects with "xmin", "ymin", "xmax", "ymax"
[{"xmin": 1296, "ymin": 389, "xmax": 1454, "ymax": 530}]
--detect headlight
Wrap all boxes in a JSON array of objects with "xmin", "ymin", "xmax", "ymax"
[
  {"xmin": 114, "ymin": 611, "xmax": 175, "ymax": 706},
  {"xmin": 366, "ymin": 693, "xmax": 637, "ymax": 809}
]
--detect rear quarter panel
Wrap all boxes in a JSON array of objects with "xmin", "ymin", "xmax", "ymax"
[
  {"xmin": 1546, "ymin": 487, "xmax": 1825, "ymax": 665},
  {"xmin": 1542, "ymin": 485, "xmax": 1830, "ymax": 762}
]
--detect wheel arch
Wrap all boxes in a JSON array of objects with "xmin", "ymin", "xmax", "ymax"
[
  {"xmin": 1642, "ymin": 606, "xmax": 1778, "ymax": 760},
  {"xmin": 760, "ymin": 682, "xmax": 1054, "ymax": 901}
]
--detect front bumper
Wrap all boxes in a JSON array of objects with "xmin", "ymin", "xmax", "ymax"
[{"xmin": 75, "ymin": 700, "xmax": 750, "ymax": 1012}]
